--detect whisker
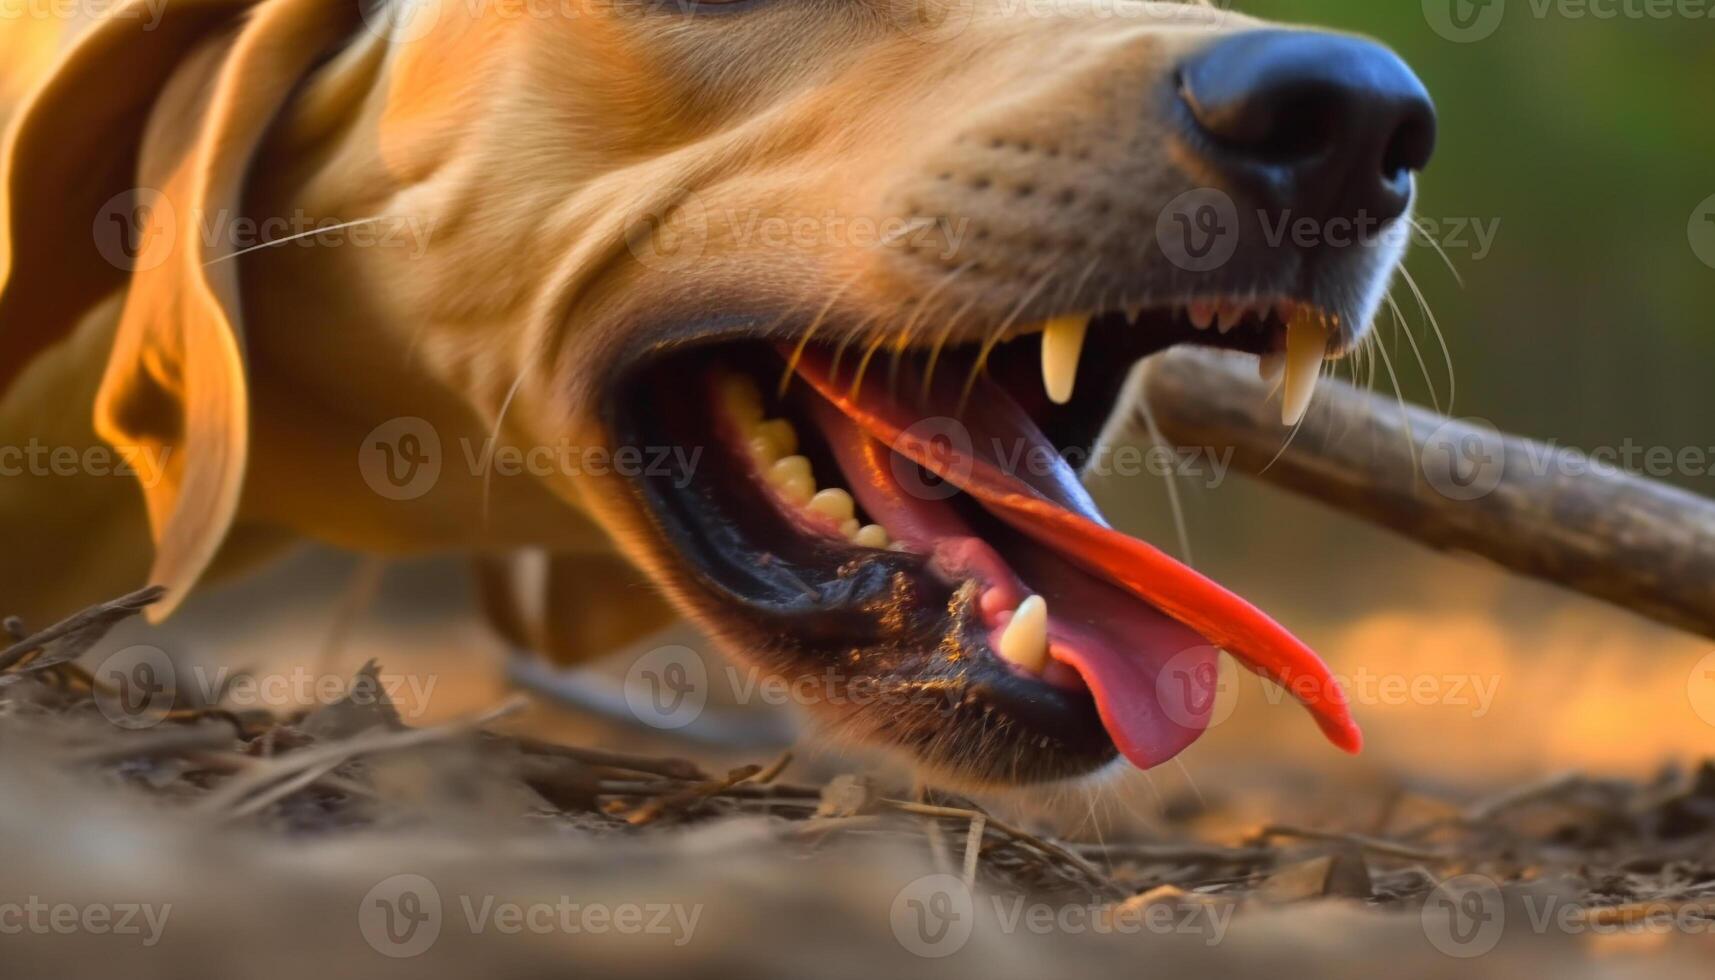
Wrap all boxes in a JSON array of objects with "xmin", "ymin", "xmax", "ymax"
[
  {"xmin": 778, "ymin": 272, "xmax": 862, "ymax": 397},
  {"xmin": 1410, "ymin": 215, "xmax": 1466, "ymax": 289},
  {"xmin": 1397, "ymin": 262, "xmax": 1456, "ymax": 414},
  {"xmin": 1370, "ymin": 322, "xmax": 1419, "ymax": 464},
  {"xmin": 1383, "ymin": 288, "xmax": 1440, "ymax": 414},
  {"xmin": 958, "ymin": 267, "xmax": 1055, "ymax": 414},
  {"xmin": 920, "ymin": 293, "xmax": 983, "ymax": 405},
  {"xmin": 847, "ymin": 330, "xmax": 891, "ymax": 399},
  {"xmin": 887, "ymin": 264, "xmax": 970, "ymax": 397},
  {"xmin": 203, "ymin": 215, "xmax": 397, "ymax": 265}
]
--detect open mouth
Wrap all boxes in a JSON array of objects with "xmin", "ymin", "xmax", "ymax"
[{"xmin": 610, "ymin": 299, "xmax": 1359, "ymax": 784}]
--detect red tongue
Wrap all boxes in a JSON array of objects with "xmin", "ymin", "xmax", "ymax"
[{"xmin": 789, "ymin": 346, "xmax": 1361, "ymax": 759}]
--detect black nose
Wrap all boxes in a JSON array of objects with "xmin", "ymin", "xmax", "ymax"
[{"xmin": 1176, "ymin": 30, "xmax": 1436, "ymax": 225}]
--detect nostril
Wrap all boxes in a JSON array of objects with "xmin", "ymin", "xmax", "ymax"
[
  {"xmin": 1176, "ymin": 30, "xmax": 1437, "ymax": 221},
  {"xmin": 1381, "ymin": 112, "xmax": 1436, "ymax": 182}
]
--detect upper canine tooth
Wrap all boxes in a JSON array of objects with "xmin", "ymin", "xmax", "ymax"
[
  {"xmin": 997, "ymin": 595, "xmax": 1049, "ymax": 674},
  {"xmin": 1281, "ymin": 309, "xmax": 1330, "ymax": 425},
  {"xmin": 1040, "ymin": 314, "xmax": 1089, "ymax": 405},
  {"xmin": 1216, "ymin": 302, "xmax": 1245, "ymax": 332}
]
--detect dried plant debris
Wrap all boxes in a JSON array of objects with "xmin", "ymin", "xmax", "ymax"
[{"xmin": 2, "ymin": 591, "xmax": 1714, "ymax": 975}]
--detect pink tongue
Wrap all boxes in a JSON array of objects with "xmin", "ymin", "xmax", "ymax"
[
  {"xmin": 788, "ymin": 346, "xmax": 1361, "ymax": 766},
  {"xmin": 802, "ymin": 396, "xmax": 1218, "ymax": 768}
]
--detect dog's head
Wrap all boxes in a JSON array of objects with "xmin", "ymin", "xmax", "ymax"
[{"xmin": 1, "ymin": 0, "xmax": 1432, "ymax": 786}]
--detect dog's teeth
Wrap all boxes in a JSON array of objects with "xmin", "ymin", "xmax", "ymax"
[
  {"xmin": 1124, "ymin": 303, "xmax": 1144, "ymax": 323},
  {"xmin": 1258, "ymin": 351, "xmax": 1284, "ymax": 385},
  {"xmin": 721, "ymin": 375, "xmax": 764, "ymax": 426},
  {"xmin": 1281, "ymin": 309, "xmax": 1329, "ymax": 425},
  {"xmin": 996, "ymin": 595, "xmax": 1049, "ymax": 674},
  {"xmin": 1188, "ymin": 301, "xmax": 1216, "ymax": 331},
  {"xmin": 754, "ymin": 418, "xmax": 797, "ymax": 457},
  {"xmin": 852, "ymin": 524, "xmax": 890, "ymax": 549},
  {"xmin": 1216, "ymin": 302, "xmax": 1245, "ymax": 333},
  {"xmin": 768, "ymin": 455, "xmax": 816, "ymax": 504},
  {"xmin": 807, "ymin": 488, "xmax": 855, "ymax": 524},
  {"xmin": 1040, "ymin": 314, "xmax": 1088, "ymax": 405}
]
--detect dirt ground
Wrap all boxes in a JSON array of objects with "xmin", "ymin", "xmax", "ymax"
[{"xmin": 3, "ymin": 586, "xmax": 1713, "ymax": 979}]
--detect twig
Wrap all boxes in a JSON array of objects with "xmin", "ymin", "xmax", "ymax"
[
  {"xmin": 1258, "ymin": 825, "xmax": 1454, "ymax": 863},
  {"xmin": 1141, "ymin": 348, "xmax": 1715, "ymax": 641},
  {"xmin": 884, "ymin": 800, "xmax": 1126, "ymax": 898},
  {"xmin": 507, "ymin": 734, "xmax": 708, "ymax": 781},
  {"xmin": 198, "ymin": 696, "xmax": 528, "ymax": 816}
]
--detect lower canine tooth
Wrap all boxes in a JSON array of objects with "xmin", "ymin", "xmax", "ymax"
[
  {"xmin": 1281, "ymin": 309, "xmax": 1330, "ymax": 425},
  {"xmin": 997, "ymin": 595, "xmax": 1049, "ymax": 674},
  {"xmin": 1040, "ymin": 314, "xmax": 1088, "ymax": 405}
]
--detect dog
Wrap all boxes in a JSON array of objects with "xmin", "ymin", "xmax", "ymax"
[{"xmin": 0, "ymin": 0, "xmax": 1432, "ymax": 786}]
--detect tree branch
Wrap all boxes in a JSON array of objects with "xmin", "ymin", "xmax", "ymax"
[{"xmin": 1138, "ymin": 347, "xmax": 1715, "ymax": 641}]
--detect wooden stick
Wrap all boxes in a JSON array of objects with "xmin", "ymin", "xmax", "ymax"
[{"xmin": 1138, "ymin": 347, "xmax": 1715, "ymax": 641}]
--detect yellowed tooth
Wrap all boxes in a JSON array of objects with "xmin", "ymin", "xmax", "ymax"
[
  {"xmin": 1281, "ymin": 309, "xmax": 1329, "ymax": 425},
  {"xmin": 768, "ymin": 455, "xmax": 815, "ymax": 504},
  {"xmin": 996, "ymin": 595, "xmax": 1048, "ymax": 674},
  {"xmin": 839, "ymin": 517, "xmax": 860, "ymax": 539},
  {"xmin": 1040, "ymin": 314, "xmax": 1089, "ymax": 405},
  {"xmin": 753, "ymin": 418, "xmax": 798, "ymax": 458},
  {"xmin": 720, "ymin": 375, "xmax": 764, "ymax": 425},
  {"xmin": 852, "ymin": 524, "xmax": 890, "ymax": 549},
  {"xmin": 748, "ymin": 435, "xmax": 783, "ymax": 465},
  {"xmin": 807, "ymin": 488, "xmax": 855, "ymax": 524}
]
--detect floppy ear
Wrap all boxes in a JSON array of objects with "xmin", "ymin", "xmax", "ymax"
[{"xmin": 0, "ymin": 0, "xmax": 359, "ymax": 619}]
